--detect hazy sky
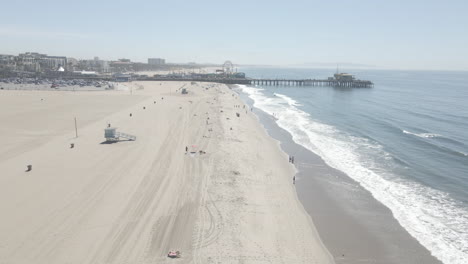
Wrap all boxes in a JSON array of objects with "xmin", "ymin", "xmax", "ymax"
[{"xmin": 1, "ymin": 0, "xmax": 467, "ymax": 70}]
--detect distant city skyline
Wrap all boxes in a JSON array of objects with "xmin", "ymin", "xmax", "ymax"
[{"xmin": 1, "ymin": 0, "xmax": 467, "ymax": 71}]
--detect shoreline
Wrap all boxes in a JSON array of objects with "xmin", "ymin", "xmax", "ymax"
[{"xmin": 234, "ymin": 85, "xmax": 442, "ymax": 264}]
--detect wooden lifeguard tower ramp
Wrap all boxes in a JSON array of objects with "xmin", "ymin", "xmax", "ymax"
[{"xmin": 104, "ymin": 127, "xmax": 136, "ymax": 142}]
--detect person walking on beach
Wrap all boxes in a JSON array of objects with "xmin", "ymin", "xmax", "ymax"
[
  {"xmin": 293, "ymin": 176, "xmax": 296, "ymax": 184},
  {"xmin": 185, "ymin": 146, "xmax": 188, "ymax": 152}
]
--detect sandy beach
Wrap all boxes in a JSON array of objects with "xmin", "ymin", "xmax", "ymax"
[{"xmin": 0, "ymin": 81, "xmax": 334, "ymax": 263}]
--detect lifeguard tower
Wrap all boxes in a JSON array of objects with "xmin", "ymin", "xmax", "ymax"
[{"xmin": 104, "ymin": 127, "xmax": 136, "ymax": 142}]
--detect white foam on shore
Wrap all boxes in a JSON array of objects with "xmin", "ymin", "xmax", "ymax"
[{"xmin": 240, "ymin": 85, "xmax": 468, "ymax": 264}]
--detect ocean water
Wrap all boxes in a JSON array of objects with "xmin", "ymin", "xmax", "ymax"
[{"xmin": 237, "ymin": 67, "xmax": 468, "ymax": 264}]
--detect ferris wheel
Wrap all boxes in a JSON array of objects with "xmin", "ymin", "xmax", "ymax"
[{"xmin": 222, "ymin": 61, "xmax": 234, "ymax": 74}]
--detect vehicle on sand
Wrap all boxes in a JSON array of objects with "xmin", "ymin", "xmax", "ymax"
[{"xmin": 167, "ymin": 251, "xmax": 181, "ymax": 258}]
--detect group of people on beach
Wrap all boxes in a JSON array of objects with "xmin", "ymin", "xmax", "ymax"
[{"xmin": 289, "ymin": 156, "xmax": 296, "ymax": 184}]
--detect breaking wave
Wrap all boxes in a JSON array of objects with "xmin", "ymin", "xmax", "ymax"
[
  {"xmin": 403, "ymin": 130, "xmax": 441, "ymax": 138},
  {"xmin": 240, "ymin": 85, "xmax": 468, "ymax": 264}
]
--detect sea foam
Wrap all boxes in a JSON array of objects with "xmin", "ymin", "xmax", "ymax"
[{"xmin": 240, "ymin": 85, "xmax": 468, "ymax": 264}]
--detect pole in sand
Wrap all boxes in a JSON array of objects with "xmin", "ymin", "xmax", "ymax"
[{"xmin": 74, "ymin": 117, "xmax": 78, "ymax": 138}]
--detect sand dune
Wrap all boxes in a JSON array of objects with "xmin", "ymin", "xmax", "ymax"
[{"xmin": 0, "ymin": 81, "xmax": 333, "ymax": 263}]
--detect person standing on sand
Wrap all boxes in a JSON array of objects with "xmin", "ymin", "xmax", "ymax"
[
  {"xmin": 185, "ymin": 146, "xmax": 188, "ymax": 152},
  {"xmin": 293, "ymin": 176, "xmax": 296, "ymax": 184}
]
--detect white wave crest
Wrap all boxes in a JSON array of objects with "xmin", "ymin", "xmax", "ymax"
[
  {"xmin": 403, "ymin": 130, "xmax": 441, "ymax": 138},
  {"xmin": 274, "ymin": 93, "xmax": 302, "ymax": 106},
  {"xmin": 241, "ymin": 85, "xmax": 468, "ymax": 264}
]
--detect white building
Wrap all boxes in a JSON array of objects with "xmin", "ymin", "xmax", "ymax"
[
  {"xmin": 148, "ymin": 58, "xmax": 166, "ymax": 65},
  {"xmin": 42, "ymin": 56, "xmax": 67, "ymax": 70},
  {"xmin": 17, "ymin": 52, "xmax": 67, "ymax": 71},
  {"xmin": 79, "ymin": 58, "xmax": 110, "ymax": 73}
]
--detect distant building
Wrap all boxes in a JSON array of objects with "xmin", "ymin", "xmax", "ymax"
[
  {"xmin": 0, "ymin": 54, "xmax": 15, "ymax": 62},
  {"xmin": 334, "ymin": 73, "xmax": 355, "ymax": 81},
  {"xmin": 42, "ymin": 56, "xmax": 67, "ymax": 70},
  {"xmin": 72, "ymin": 71, "xmax": 98, "ymax": 77},
  {"xmin": 17, "ymin": 52, "xmax": 44, "ymax": 72},
  {"xmin": 17, "ymin": 52, "xmax": 67, "ymax": 71},
  {"xmin": 108, "ymin": 59, "xmax": 135, "ymax": 73},
  {"xmin": 79, "ymin": 57, "xmax": 110, "ymax": 73},
  {"xmin": 67, "ymin": 58, "xmax": 79, "ymax": 69},
  {"xmin": 0, "ymin": 55, "xmax": 16, "ymax": 70},
  {"xmin": 233, "ymin": 72, "xmax": 246, "ymax": 78},
  {"xmin": 99, "ymin": 60, "xmax": 110, "ymax": 73},
  {"xmin": 113, "ymin": 73, "xmax": 132, "ymax": 82},
  {"xmin": 148, "ymin": 58, "xmax": 165, "ymax": 65},
  {"xmin": 18, "ymin": 52, "xmax": 45, "ymax": 63}
]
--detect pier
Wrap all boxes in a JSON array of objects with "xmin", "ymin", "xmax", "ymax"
[
  {"xmin": 55, "ymin": 76, "xmax": 373, "ymax": 88},
  {"xmin": 250, "ymin": 78, "xmax": 373, "ymax": 88},
  {"xmin": 32, "ymin": 70, "xmax": 374, "ymax": 88},
  {"xmin": 136, "ymin": 77, "xmax": 373, "ymax": 88}
]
